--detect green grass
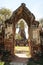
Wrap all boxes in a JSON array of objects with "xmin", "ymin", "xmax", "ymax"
[
  {"xmin": 15, "ymin": 46, "xmax": 31, "ymax": 58},
  {"xmin": 15, "ymin": 46, "xmax": 30, "ymax": 51},
  {"xmin": 0, "ymin": 62, "xmax": 4, "ymax": 65}
]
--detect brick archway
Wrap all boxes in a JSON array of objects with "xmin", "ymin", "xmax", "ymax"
[
  {"xmin": 11, "ymin": 3, "xmax": 35, "ymax": 56},
  {"xmin": 4, "ymin": 3, "xmax": 39, "ymax": 57}
]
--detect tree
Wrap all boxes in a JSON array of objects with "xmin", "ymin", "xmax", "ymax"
[
  {"xmin": 0, "ymin": 8, "xmax": 12, "ymax": 20},
  {"xmin": 15, "ymin": 34, "xmax": 22, "ymax": 40},
  {"xmin": 39, "ymin": 18, "xmax": 43, "ymax": 28},
  {"xmin": 18, "ymin": 20, "xmax": 26, "ymax": 40},
  {"xmin": 0, "ymin": 8, "xmax": 12, "ymax": 36},
  {"xmin": 0, "ymin": 8, "xmax": 12, "ymax": 26},
  {"xmin": 19, "ymin": 21, "xmax": 25, "ymax": 30},
  {"xmin": 0, "ymin": 8, "xmax": 12, "ymax": 32}
]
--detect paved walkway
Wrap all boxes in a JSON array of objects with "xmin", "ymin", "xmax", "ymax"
[
  {"xmin": 11, "ymin": 55, "xmax": 28, "ymax": 62},
  {"xmin": 15, "ymin": 53, "xmax": 31, "ymax": 58},
  {"xmin": 10, "ymin": 55, "xmax": 28, "ymax": 65},
  {"xmin": 10, "ymin": 62, "xmax": 27, "ymax": 65}
]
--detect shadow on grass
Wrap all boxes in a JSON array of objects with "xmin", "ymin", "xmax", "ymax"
[
  {"xmin": 27, "ymin": 57, "xmax": 43, "ymax": 65},
  {"xmin": 4, "ymin": 62, "xmax": 11, "ymax": 65}
]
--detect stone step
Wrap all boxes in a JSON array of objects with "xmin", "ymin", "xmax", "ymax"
[{"xmin": 10, "ymin": 62, "xmax": 27, "ymax": 65}]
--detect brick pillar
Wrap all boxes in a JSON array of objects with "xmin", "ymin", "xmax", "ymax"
[
  {"xmin": 12, "ymin": 24, "xmax": 16, "ymax": 56},
  {"xmin": 28, "ymin": 27, "xmax": 34, "ymax": 57}
]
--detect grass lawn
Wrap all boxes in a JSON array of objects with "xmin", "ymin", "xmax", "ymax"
[
  {"xmin": 15, "ymin": 46, "xmax": 31, "ymax": 58},
  {"xmin": 0, "ymin": 62, "xmax": 4, "ymax": 65},
  {"xmin": 15, "ymin": 46, "xmax": 30, "ymax": 51}
]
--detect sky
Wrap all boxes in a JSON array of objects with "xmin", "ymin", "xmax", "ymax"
[{"xmin": 0, "ymin": 0, "xmax": 43, "ymax": 20}]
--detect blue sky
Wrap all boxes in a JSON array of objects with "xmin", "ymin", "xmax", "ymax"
[{"xmin": 0, "ymin": 0, "xmax": 43, "ymax": 20}]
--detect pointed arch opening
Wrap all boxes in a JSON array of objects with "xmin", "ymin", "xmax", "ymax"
[
  {"xmin": 15, "ymin": 18, "xmax": 29, "ymax": 40},
  {"xmin": 14, "ymin": 18, "xmax": 31, "ymax": 58}
]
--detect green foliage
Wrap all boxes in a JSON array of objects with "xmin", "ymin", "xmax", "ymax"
[
  {"xmin": 40, "ymin": 18, "xmax": 43, "ymax": 23},
  {"xmin": 19, "ymin": 21, "xmax": 25, "ymax": 29},
  {"xmin": 0, "ymin": 62, "xmax": 10, "ymax": 65},
  {"xmin": 0, "ymin": 8, "xmax": 12, "ymax": 18},
  {"xmin": 39, "ymin": 18, "xmax": 43, "ymax": 27},
  {"xmin": 0, "ymin": 62, "xmax": 4, "ymax": 65},
  {"xmin": 15, "ymin": 20, "xmax": 27, "ymax": 40},
  {"xmin": 0, "ymin": 8, "xmax": 12, "ymax": 24},
  {"xmin": 15, "ymin": 34, "xmax": 22, "ymax": 40}
]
